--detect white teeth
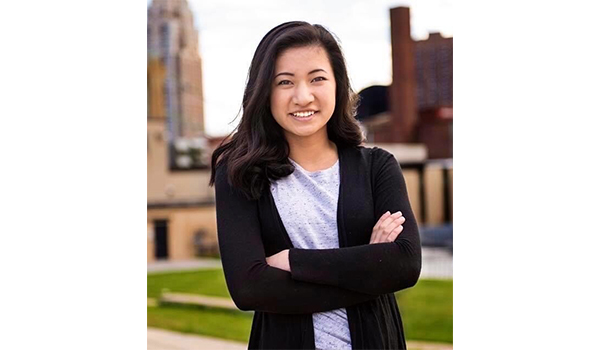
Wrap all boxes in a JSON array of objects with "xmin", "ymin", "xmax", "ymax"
[{"xmin": 292, "ymin": 111, "xmax": 315, "ymax": 118}]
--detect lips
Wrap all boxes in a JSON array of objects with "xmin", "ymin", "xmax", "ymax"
[{"xmin": 289, "ymin": 110, "xmax": 318, "ymax": 120}]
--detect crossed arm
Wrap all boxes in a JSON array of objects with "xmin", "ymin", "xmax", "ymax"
[
  {"xmin": 266, "ymin": 211, "xmax": 406, "ymax": 270},
  {"xmin": 214, "ymin": 153, "xmax": 421, "ymax": 314},
  {"xmin": 215, "ymin": 165, "xmax": 377, "ymax": 314},
  {"xmin": 270, "ymin": 154, "xmax": 421, "ymax": 295}
]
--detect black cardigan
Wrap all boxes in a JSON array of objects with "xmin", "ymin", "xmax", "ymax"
[{"xmin": 214, "ymin": 145, "xmax": 422, "ymax": 349}]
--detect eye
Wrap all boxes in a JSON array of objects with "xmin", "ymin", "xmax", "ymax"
[
  {"xmin": 312, "ymin": 76, "xmax": 327, "ymax": 83},
  {"xmin": 277, "ymin": 80, "xmax": 292, "ymax": 86}
]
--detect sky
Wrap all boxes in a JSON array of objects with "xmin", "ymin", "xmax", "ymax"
[{"xmin": 147, "ymin": 0, "xmax": 453, "ymax": 137}]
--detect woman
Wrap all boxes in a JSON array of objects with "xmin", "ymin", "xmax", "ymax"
[{"xmin": 209, "ymin": 21, "xmax": 421, "ymax": 350}]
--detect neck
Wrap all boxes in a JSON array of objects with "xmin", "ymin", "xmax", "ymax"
[{"xmin": 286, "ymin": 132, "xmax": 338, "ymax": 171}]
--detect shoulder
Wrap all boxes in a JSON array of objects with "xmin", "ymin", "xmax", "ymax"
[
  {"xmin": 343, "ymin": 145, "xmax": 396, "ymax": 166},
  {"xmin": 338, "ymin": 145, "xmax": 398, "ymax": 181},
  {"xmin": 214, "ymin": 160, "xmax": 227, "ymax": 179},
  {"xmin": 213, "ymin": 160, "xmax": 232, "ymax": 190},
  {"xmin": 213, "ymin": 160, "xmax": 251, "ymax": 202}
]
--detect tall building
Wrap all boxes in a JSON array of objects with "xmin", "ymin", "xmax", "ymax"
[
  {"xmin": 147, "ymin": 0, "xmax": 220, "ymax": 263},
  {"xmin": 147, "ymin": 0, "xmax": 205, "ymax": 139}
]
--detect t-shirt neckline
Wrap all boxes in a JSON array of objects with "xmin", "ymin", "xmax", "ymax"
[{"xmin": 289, "ymin": 157, "xmax": 339, "ymax": 175}]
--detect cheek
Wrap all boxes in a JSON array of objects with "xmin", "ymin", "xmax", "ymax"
[
  {"xmin": 269, "ymin": 92, "xmax": 276, "ymax": 111},
  {"xmin": 270, "ymin": 93, "xmax": 287, "ymax": 126},
  {"xmin": 317, "ymin": 86, "xmax": 336, "ymax": 107},
  {"xmin": 270, "ymin": 91, "xmax": 287, "ymax": 112}
]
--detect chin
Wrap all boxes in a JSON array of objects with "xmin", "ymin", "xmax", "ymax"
[{"xmin": 287, "ymin": 127, "xmax": 326, "ymax": 139}]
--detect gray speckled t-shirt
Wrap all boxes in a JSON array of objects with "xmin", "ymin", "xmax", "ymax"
[{"xmin": 270, "ymin": 157, "xmax": 351, "ymax": 350}]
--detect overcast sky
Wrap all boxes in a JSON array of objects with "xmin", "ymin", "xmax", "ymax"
[{"xmin": 147, "ymin": 0, "xmax": 453, "ymax": 137}]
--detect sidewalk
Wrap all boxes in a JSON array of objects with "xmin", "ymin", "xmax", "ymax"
[
  {"xmin": 420, "ymin": 247, "xmax": 453, "ymax": 279},
  {"xmin": 147, "ymin": 258, "xmax": 222, "ymax": 273},
  {"xmin": 159, "ymin": 292, "xmax": 238, "ymax": 310},
  {"xmin": 148, "ymin": 327, "xmax": 453, "ymax": 350},
  {"xmin": 148, "ymin": 328, "xmax": 245, "ymax": 350}
]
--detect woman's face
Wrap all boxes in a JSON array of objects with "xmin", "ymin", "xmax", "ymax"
[{"xmin": 270, "ymin": 45, "xmax": 336, "ymax": 143}]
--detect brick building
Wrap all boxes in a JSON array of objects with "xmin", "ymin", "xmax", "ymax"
[{"xmin": 357, "ymin": 7, "xmax": 453, "ymax": 159}]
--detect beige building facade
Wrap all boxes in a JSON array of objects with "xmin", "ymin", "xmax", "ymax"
[{"xmin": 147, "ymin": 119, "xmax": 216, "ymax": 262}]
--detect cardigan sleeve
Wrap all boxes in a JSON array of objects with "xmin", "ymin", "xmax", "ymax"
[
  {"xmin": 214, "ymin": 164, "xmax": 378, "ymax": 314},
  {"xmin": 288, "ymin": 151, "xmax": 422, "ymax": 295}
]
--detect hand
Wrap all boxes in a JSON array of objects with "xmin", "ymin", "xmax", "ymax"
[
  {"xmin": 370, "ymin": 211, "xmax": 405, "ymax": 244},
  {"xmin": 266, "ymin": 249, "xmax": 291, "ymax": 272}
]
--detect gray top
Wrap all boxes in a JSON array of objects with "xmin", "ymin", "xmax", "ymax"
[{"xmin": 270, "ymin": 157, "xmax": 351, "ymax": 350}]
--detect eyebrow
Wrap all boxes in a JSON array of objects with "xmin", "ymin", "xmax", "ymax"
[{"xmin": 274, "ymin": 68, "xmax": 327, "ymax": 78}]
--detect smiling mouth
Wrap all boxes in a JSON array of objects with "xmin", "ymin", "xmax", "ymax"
[{"xmin": 289, "ymin": 110, "xmax": 318, "ymax": 118}]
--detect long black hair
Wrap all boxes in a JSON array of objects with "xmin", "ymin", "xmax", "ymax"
[{"xmin": 209, "ymin": 21, "xmax": 364, "ymax": 199}]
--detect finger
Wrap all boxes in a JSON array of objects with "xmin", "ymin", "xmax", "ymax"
[
  {"xmin": 379, "ymin": 211, "xmax": 402, "ymax": 231},
  {"xmin": 395, "ymin": 216, "xmax": 406, "ymax": 225},
  {"xmin": 374, "ymin": 212, "xmax": 402, "ymax": 243},
  {"xmin": 381, "ymin": 216, "xmax": 405, "ymax": 240},
  {"xmin": 379, "ymin": 212, "xmax": 403, "ymax": 237},
  {"xmin": 386, "ymin": 225, "xmax": 404, "ymax": 242},
  {"xmin": 373, "ymin": 211, "xmax": 391, "ymax": 232},
  {"xmin": 385, "ymin": 216, "xmax": 405, "ymax": 232},
  {"xmin": 375, "ymin": 224, "xmax": 403, "ymax": 244},
  {"xmin": 372, "ymin": 211, "xmax": 402, "ymax": 244},
  {"xmin": 371, "ymin": 211, "xmax": 391, "ymax": 243}
]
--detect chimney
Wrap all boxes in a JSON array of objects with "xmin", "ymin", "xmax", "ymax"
[{"xmin": 386, "ymin": 6, "xmax": 418, "ymax": 143}]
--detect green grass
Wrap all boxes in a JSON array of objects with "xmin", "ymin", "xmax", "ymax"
[
  {"xmin": 148, "ymin": 269, "xmax": 452, "ymax": 344},
  {"xmin": 396, "ymin": 279, "xmax": 453, "ymax": 343},
  {"xmin": 148, "ymin": 269, "xmax": 230, "ymax": 299},
  {"xmin": 148, "ymin": 304, "xmax": 253, "ymax": 343}
]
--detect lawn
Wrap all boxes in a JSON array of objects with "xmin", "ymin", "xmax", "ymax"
[
  {"xmin": 148, "ymin": 269, "xmax": 231, "ymax": 299},
  {"xmin": 148, "ymin": 304, "xmax": 253, "ymax": 343},
  {"xmin": 148, "ymin": 269, "xmax": 452, "ymax": 344},
  {"xmin": 396, "ymin": 279, "xmax": 453, "ymax": 343}
]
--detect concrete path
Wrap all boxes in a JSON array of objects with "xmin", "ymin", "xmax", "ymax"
[
  {"xmin": 148, "ymin": 328, "xmax": 245, "ymax": 350},
  {"xmin": 160, "ymin": 292, "xmax": 237, "ymax": 310},
  {"xmin": 147, "ymin": 258, "xmax": 222, "ymax": 273},
  {"xmin": 148, "ymin": 327, "xmax": 452, "ymax": 350},
  {"xmin": 420, "ymin": 247, "xmax": 453, "ymax": 279},
  {"xmin": 147, "ymin": 247, "xmax": 452, "ymax": 279}
]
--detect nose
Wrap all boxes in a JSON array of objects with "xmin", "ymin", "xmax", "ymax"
[{"xmin": 292, "ymin": 82, "xmax": 314, "ymax": 106}]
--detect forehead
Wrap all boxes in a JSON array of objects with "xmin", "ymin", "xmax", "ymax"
[{"xmin": 274, "ymin": 45, "xmax": 332, "ymax": 73}]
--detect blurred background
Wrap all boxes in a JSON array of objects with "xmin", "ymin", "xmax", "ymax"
[{"xmin": 147, "ymin": 0, "xmax": 453, "ymax": 349}]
